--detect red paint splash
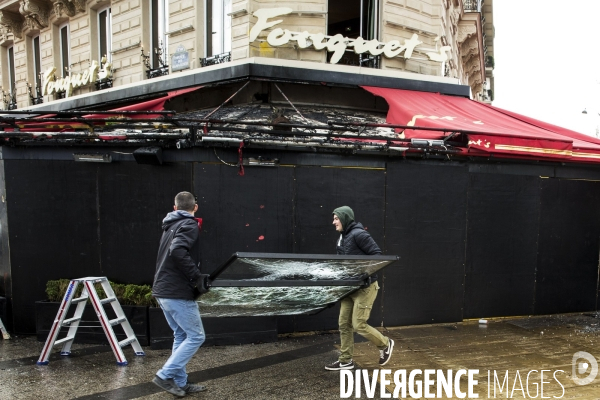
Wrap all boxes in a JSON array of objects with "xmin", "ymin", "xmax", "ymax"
[{"xmin": 258, "ymin": 235, "xmax": 265, "ymax": 240}]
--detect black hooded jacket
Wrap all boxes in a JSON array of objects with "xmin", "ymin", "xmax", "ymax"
[
  {"xmin": 336, "ymin": 221, "xmax": 382, "ymax": 284},
  {"xmin": 152, "ymin": 210, "xmax": 202, "ymax": 300},
  {"xmin": 336, "ymin": 221, "xmax": 382, "ymax": 256}
]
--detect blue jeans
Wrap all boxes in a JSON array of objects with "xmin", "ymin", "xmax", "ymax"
[{"xmin": 155, "ymin": 298, "xmax": 205, "ymax": 387}]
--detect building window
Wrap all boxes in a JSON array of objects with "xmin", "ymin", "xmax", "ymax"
[
  {"xmin": 151, "ymin": 0, "xmax": 168, "ymax": 68},
  {"xmin": 206, "ymin": 0, "xmax": 231, "ymax": 57},
  {"xmin": 59, "ymin": 23, "xmax": 70, "ymax": 76},
  {"xmin": 28, "ymin": 35, "xmax": 43, "ymax": 104},
  {"xmin": 6, "ymin": 45, "xmax": 17, "ymax": 109},
  {"xmin": 328, "ymin": 0, "xmax": 380, "ymax": 66},
  {"xmin": 8, "ymin": 46, "xmax": 15, "ymax": 92},
  {"xmin": 32, "ymin": 35, "xmax": 41, "ymax": 89},
  {"xmin": 98, "ymin": 7, "xmax": 112, "ymax": 62}
]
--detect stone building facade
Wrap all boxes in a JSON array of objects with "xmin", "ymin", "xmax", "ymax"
[{"xmin": 0, "ymin": 0, "xmax": 492, "ymax": 109}]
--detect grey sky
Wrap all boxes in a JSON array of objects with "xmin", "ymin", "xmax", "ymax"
[{"xmin": 493, "ymin": 1, "xmax": 600, "ymax": 136}]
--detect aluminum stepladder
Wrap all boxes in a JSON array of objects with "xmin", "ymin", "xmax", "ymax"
[
  {"xmin": 0, "ymin": 315, "xmax": 9, "ymax": 340},
  {"xmin": 37, "ymin": 277, "xmax": 145, "ymax": 366}
]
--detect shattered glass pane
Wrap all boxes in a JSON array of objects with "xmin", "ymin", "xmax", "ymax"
[
  {"xmin": 202, "ymin": 253, "xmax": 398, "ymax": 316},
  {"xmin": 197, "ymin": 286, "xmax": 357, "ymax": 317},
  {"xmin": 214, "ymin": 256, "xmax": 394, "ymax": 281}
]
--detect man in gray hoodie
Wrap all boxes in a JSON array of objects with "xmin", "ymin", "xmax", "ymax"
[
  {"xmin": 325, "ymin": 206, "xmax": 394, "ymax": 371},
  {"xmin": 151, "ymin": 191, "xmax": 207, "ymax": 397}
]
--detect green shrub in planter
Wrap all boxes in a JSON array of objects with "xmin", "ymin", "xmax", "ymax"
[
  {"xmin": 45, "ymin": 279, "xmax": 72, "ymax": 302},
  {"xmin": 123, "ymin": 284, "xmax": 156, "ymax": 306},
  {"xmin": 45, "ymin": 279, "xmax": 157, "ymax": 307}
]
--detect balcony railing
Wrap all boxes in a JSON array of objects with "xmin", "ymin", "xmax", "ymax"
[
  {"xmin": 28, "ymin": 82, "xmax": 43, "ymax": 105},
  {"xmin": 464, "ymin": 0, "xmax": 481, "ymax": 12},
  {"xmin": 3, "ymin": 85, "xmax": 17, "ymax": 110},
  {"xmin": 141, "ymin": 43, "xmax": 169, "ymax": 80},
  {"xmin": 200, "ymin": 52, "xmax": 231, "ymax": 67}
]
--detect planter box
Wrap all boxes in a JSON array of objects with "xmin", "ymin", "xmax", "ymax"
[
  {"xmin": 148, "ymin": 306, "xmax": 277, "ymax": 349},
  {"xmin": 35, "ymin": 301, "xmax": 149, "ymax": 346}
]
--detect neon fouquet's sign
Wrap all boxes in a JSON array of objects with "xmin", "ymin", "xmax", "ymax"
[
  {"xmin": 249, "ymin": 8, "xmax": 451, "ymax": 64},
  {"xmin": 43, "ymin": 60, "xmax": 113, "ymax": 98}
]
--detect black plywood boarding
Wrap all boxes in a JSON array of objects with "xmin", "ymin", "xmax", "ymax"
[
  {"xmin": 293, "ymin": 166, "xmax": 386, "ymax": 254},
  {"xmin": 98, "ymin": 163, "xmax": 192, "ymax": 285},
  {"xmin": 0, "ymin": 160, "xmax": 10, "ymax": 300},
  {"xmin": 6, "ymin": 160, "xmax": 102, "ymax": 333},
  {"xmin": 5, "ymin": 155, "xmax": 600, "ymax": 334},
  {"xmin": 535, "ymin": 179, "xmax": 600, "ymax": 314},
  {"xmin": 383, "ymin": 162, "xmax": 468, "ymax": 326},
  {"xmin": 464, "ymin": 173, "xmax": 540, "ymax": 318},
  {"xmin": 194, "ymin": 163, "xmax": 295, "ymax": 275}
]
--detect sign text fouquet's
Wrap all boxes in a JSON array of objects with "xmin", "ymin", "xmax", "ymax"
[
  {"xmin": 43, "ymin": 60, "xmax": 113, "ymax": 98},
  {"xmin": 250, "ymin": 8, "xmax": 451, "ymax": 64}
]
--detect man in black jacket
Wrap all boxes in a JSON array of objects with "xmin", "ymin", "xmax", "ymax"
[
  {"xmin": 325, "ymin": 206, "xmax": 394, "ymax": 371},
  {"xmin": 151, "ymin": 191, "xmax": 207, "ymax": 397}
]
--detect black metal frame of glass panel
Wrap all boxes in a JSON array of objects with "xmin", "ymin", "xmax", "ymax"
[{"xmin": 209, "ymin": 252, "xmax": 399, "ymax": 286}]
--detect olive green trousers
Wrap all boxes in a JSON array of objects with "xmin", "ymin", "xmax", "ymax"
[{"xmin": 338, "ymin": 281, "xmax": 389, "ymax": 363}]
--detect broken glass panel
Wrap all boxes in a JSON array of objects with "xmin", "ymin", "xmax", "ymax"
[
  {"xmin": 197, "ymin": 286, "xmax": 357, "ymax": 317},
  {"xmin": 198, "ymin": 253, "xmax": 398, "ymax": 316}
]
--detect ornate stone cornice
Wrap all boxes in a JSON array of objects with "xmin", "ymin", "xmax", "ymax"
[
  {"xmin": 457, "ymin": 24, "xmax": 476, "ymax": 44},
  {"xmin": 53, "ymin": 0, "xmax": 85, "ymax": 18},
  {"xmin": 0, "ymin": 10, "xmax": 24, "ymax": 39},
  {"xmin": 449, "ymin": 9, "xmax": 460, "ymax": 34},
  {"xmin": 20, "ymin": 0, "xmax": 52, "ymax": 30},
  {"xmin": 469, "ymin": 73, "xmax": 483, "ymax": 95},
  {"xmin": 0, "ymin": 25, "xmax": 10, "ymax": 42},
  {"xmin": 461, "ymin": 36, "xmax": 480, "ymax": 63}
]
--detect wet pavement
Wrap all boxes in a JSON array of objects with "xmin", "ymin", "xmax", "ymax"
[{"xmin": 1, "ymin": 313, "xmax": 599, "ymax": 399}]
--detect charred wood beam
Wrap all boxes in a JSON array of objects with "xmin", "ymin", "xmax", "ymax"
[{"xmin": 0, "ymin": 110, "xmax": 176, "ymax": 116}]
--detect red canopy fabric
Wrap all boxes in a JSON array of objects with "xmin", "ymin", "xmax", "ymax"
[
  {"xmin": 83, "ymin": 86, "xmax": 202, "ymax": 120},
  {"xmin": 14, "ymin": 86, "xmax": 203, "ymax": 135},
  {"xmin": 363, "ymin": 86, "xmax": 600, "ymax": 163}
]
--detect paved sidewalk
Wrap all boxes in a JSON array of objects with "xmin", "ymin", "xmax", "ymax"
[{"xmin": 0, "ymin": 313, "xmax": 599, "ymax": 399}]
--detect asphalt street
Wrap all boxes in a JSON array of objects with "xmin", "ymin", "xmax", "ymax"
[{"xmin": 1, "ymin": 313, "xmax": 600, "ymax": 399}]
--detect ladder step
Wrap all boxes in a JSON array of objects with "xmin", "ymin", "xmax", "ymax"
[
  {"xmin": 109, "ymin": 317, "xmax": 126, "ymax": 326},
  {"xmin": 71, "ymin": 296, "xmax": 88, "ymax": 304},
  {"xmin": 118, "ymin": 337, "xmax": 136, "ymax": 347},
  {"xmin": 100, "ymin": 297, "xmax": 117, "ymax": 305},
  {"xmin": 54, "ymin": 336, "xmax": 74, "ymax": 346},
  {"xmin": 62, "ymin": 317, "xmax": 81, "ymax": 326}
]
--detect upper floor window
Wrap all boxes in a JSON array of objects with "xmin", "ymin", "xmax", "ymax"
[
  {"xmin": 151, "ymin": 0, "xmax": 168, "ymax": 68},
  {"xmin": 328, "ymin": 0, "xmax": 379, "ymax": 66},
  {"xmin": 5, "ymin": 44, "xmax": 17, "ymax": 109},
  {"xmin": 207, "ymin": 0, "xmax": 231, "ymax": 57},
  {"xmin": 98, "ymin": 7, "xmax": 112, "ymax": 62},
  {"xmin": 7, "ymin": 45, "xmax": 15, "ymax": 92},
  {"xmin": 59, "ymin": 23, "xmax": 70, "ymax": 77},
  {"xmin": 32, "ymin": 35, "xmax": 41, "ymax": 89}
]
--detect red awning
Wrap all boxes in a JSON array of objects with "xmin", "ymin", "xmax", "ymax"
[
  {"xmin": 363, "ymin": 86, "xmax": 600, "ymax": 164},
  {"xmin": 11, "ymin": 86, "xmax": 203, "ymax": 135},
  {"xmin": 83, "ymin": 86, "xmax": 202, "ymax": 120}
]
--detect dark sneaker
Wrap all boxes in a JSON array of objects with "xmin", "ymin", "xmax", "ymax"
[
  {"xmin": 182, "ymin": 382, "xmax": 207, "ymax": 393},
  {"xmin": 379, "ymin": 338, "xmax": 394, "ymax": 366},
  {"xmin": 152, "ymin": 375, "xmax": 185, "ymax": 397},
  {"xmin": 325, "ymin": 360, "xmax": 355, "ymax": 371}
]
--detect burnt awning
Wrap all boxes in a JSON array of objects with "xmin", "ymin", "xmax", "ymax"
[{"xmin": 363, "ymin": 86, "xmax": 600, "ymax": 164}]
